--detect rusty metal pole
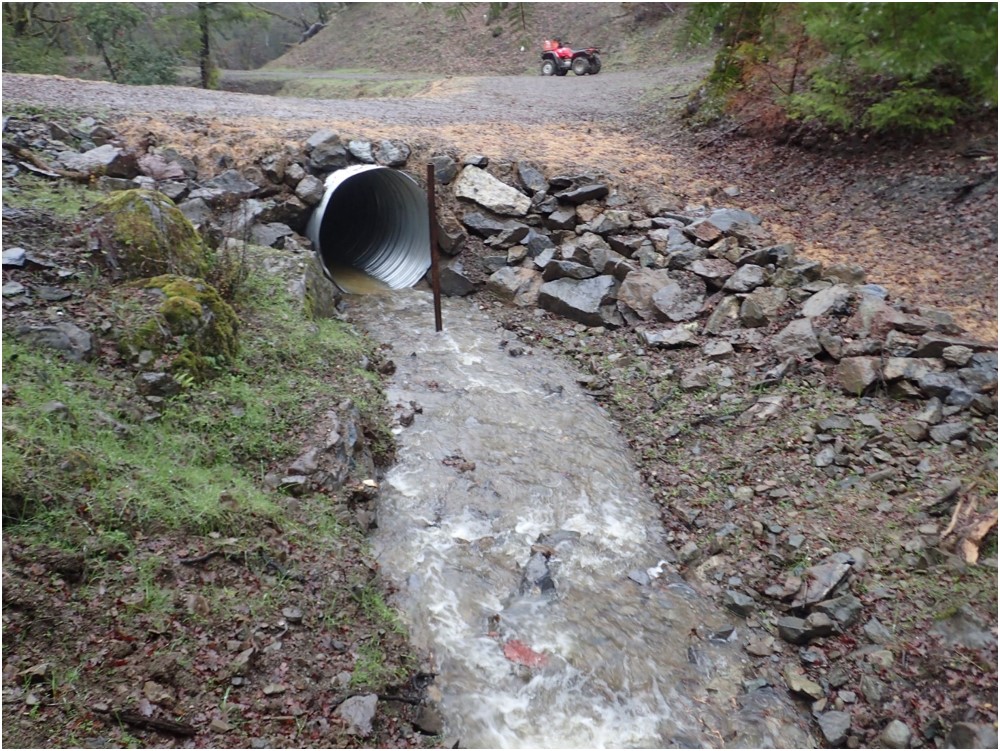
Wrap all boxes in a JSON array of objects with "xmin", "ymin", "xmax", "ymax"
[{"xmin": 426, "ymin": 162, "xmax": 443, "ymax": 332}]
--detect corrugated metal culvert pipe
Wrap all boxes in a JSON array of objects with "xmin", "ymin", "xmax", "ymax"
[{"xmin": 306, "ymin": 165, "xmax": 431, "ymax": 289}]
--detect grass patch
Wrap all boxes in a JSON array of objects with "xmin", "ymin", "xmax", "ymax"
[
  {"xmin": 2, "ymin": 173, "xmax": 99, "ymax": 219},
  {"xmin": 277, "ymin": 76, "xmax": 436, "ymax": 100},
  {"xmin": 2, "ymin": 242, "xmax": 393, "ymax": 548}
]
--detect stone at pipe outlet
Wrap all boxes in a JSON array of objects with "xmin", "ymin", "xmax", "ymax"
[{"xmin": 454, "ymin": 166, "xmax": 531, "ymax": 216}]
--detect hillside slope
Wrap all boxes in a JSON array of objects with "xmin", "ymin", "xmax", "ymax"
[{"xmin": 268, "ymin": 2, "xmax": 690, "ymax": 75}]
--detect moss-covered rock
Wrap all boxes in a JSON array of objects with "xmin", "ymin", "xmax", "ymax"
[
  {"xmin": 94, "ymin": 190, "xmax": 209, "ymax": 279},
  {"xmin": 116, "ymin": 274, "xmax": 238, "ymax": 381}
]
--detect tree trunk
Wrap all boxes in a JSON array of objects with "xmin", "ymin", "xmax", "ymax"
[
  {"xmin": 98, "ymin": 42, "xmax": 120, "ymax": 83},
  {"xmin": 198, "ymin": 2, "xmax": 212, "ymax": 89}
]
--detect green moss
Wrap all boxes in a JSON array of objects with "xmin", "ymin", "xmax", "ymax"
[
  {"xmin": 94, "ymin": 190, "xmax": 209, "ymax": 279},
  {"xmin": 117, "ymin": 274, "xmax": 239, "ymax": 381},
  {"xmin": 160, "ymin": 296, "xmax": 204, "ymax": 333}
]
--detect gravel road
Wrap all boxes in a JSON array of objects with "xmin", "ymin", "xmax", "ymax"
[{"xmin": 2, "ymin": 66, "xmax": 704, "ymax": 127}]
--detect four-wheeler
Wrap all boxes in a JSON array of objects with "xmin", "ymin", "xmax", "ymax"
[{"xmin": 540, "ymin": 39, "xmax": 602, "ymax": 77}]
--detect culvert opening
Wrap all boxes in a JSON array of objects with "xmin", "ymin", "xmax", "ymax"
[{"xmin": 306, "ymin": 165, "xmax": 431, "ymax": 292}]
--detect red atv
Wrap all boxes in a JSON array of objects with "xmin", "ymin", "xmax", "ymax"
[{"xmin": 540, "ymin": 39, "xmax": 602, "ymax": 76}]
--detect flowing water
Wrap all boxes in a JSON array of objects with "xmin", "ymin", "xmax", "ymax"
[{"xmin": 349, "ymin": 289, "xmax": 813, "ymax": 749}]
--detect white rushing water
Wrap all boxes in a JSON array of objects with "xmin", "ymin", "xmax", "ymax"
[{"xmin": 350, "ymin": 289, "xmax": 813, "ymax": 749}]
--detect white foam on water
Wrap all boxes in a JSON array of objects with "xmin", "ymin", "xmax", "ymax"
[{"xmin": 351, "ymin": 290, "xmax": 813, "ymax": 748}]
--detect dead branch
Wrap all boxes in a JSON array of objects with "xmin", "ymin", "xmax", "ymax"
[
  {"xmin": 94, "ymin": 707, "xmax": 197, "ymax": 737},
  {"xmin": 4, "ymin": 143, "xmax": 91, "ymax": 183},
  {"xmin": 958, "ymin": 509, "xmax": 999, "ymax": 565},
  {"xmin": 178, "ymin": 550, "xmax": 224, "ymax": 565}
]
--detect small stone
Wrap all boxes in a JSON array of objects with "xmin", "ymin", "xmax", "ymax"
[
  {"xmin": 210, "ymin": 718, "xmax": 232, "ymax": 733},
  {"xmin": 777, "ymin": 616, "xmax": 811, "ymax": 645},
  {"xmin": 948, "ymin": 721, "xmax": 999, "ymax": 749},
  {"xmin": 862, "ymin": 618, "xmax": 893, "ymax": 644},
  {"xmin": 783, "ymin": 666, "xmax": 824, "ymax": 699},
  {"xmin": 745, "ymin": 636, "xmax": 775, "ymax": 657},
  {"xmin": 677, "ymin": 541, "xmax": 699, "ymax": 563},
  {"xmin": 859, "ymin": 675, "xmax": 885, "ymax": 704},
  {"xmin": 880, "ymin": 719, "xmax": 912, "ymax": 748},
  {"xmin": 2, "ymin": 247, "xmax": 27, "ymax": 267},
  {"xmin": 866, "ymin": 649, "xmax": 894, "ymax": 667},
  {"xmin": 941, "ymin": 345, "xmax": 973, "ymax": 366},
  {"xmin": 335, "ymin": 693, "xmax": 378, "ymax": 737},
  {"xmin": 628, "ymin": 569, "xmax": 651, "ymax": 586},
  {"xmin": 262, "ymin": 683, "xmax": 286, "ymax": 696},
  {"xmin": 703, "ymin": 340, "xmax": 735, "ymax": 360},
  {"xmin": 413, "ymin": 704, "xmax": 445, "ymax": 735},
  {"xmin": 281, "ymin": 606, "xmax": 303, "ymax": 624},
  {"xmin": 817, "ymin": 711, "xmax": 852, "ymax": 746},
  {"xmin": 928, "ymin": 422, "xmax": 970, "ymax": 444},
  {"xmin": 723, "ymin": 590, "xmax": 756, "ymax": 616},
  {"xmin": 814, "ymin": 595, "xmax": 863, "ymax": 629}
]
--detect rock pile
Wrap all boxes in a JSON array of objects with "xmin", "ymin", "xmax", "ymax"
[
  {"xmin": 438, "ymin": 160, "xmax": 997, "ymax": 431},
  {"xmin": 4, "ymin": 115, "xmax": 994, "ymax": 434}
]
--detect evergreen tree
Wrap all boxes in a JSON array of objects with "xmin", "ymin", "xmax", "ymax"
[{"xmin": 685, "ymin": 2, "xmax": 998, "ymax": 135}]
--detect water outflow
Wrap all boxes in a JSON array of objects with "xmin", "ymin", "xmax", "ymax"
[
  {"xmin": 350, "ymin": 290, "xmax": 813, "ymax": 749},
  {"xmin": 306, "ymin": 165, "xmax": 430, "ymax": 289}
]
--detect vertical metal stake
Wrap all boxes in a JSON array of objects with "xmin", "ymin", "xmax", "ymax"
[{"xmin": 427, "ymin": 162, "xmax": 443, "ymax": 332}]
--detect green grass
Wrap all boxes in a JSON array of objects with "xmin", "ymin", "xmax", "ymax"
[
  {"xmin": 2, "ymin": 173, "xmax": 99, "ymax": 218},
  {"xmin": 2, "ymin": 244, "xmax": 393, "ymax": 549}
]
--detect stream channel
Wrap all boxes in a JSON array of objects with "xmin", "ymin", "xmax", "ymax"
[{"xmin": 349, "ymin": 289, "xmax": 814, "ymax": 748}]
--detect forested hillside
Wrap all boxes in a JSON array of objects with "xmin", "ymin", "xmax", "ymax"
[{"xmin": 270, "ymin": 2, "xmax": 689, "ymax": 75}]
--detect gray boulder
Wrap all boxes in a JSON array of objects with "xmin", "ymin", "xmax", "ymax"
[
  {"xmin": 251, "ymin": 222, "xmax": 295, "ymax": 248},
  {"xmin": 58, "ymin": 144, "xmax": 138, "ymax": 178},
  {"xmin": 772, "ymin": 318, "xmax": 821, "ymax": 360},
  {"xmin": 439, "ymin": 259, "xmax": 478, "ymax": 297},
  {"xmin": 689, "ymin": 258, "xmax": 736, "ymax": 289},
  {"xmin": 588, "ymin": 210, "xmax": 631, "ymax": 235},
  {"xmin": 723, "ymin": 264, "xmax": 766, "ymax": 293},
  {"xmin": 545, "ymin": 207, "xmax": 577, "ymax": 231},
  {"xmin": 308, "ymin": 139, "xmax": 348, "ymax": 171},
  {"xmin": 430, "ymin": 154, "xmax": 458, "ymax": 184},
  {"xmin": 334, "ymin": 693, "xmax": 378, "ymax": 737},
  {"xmin": 542, "ymin": 260, "xmax": 597, "ymax": 282},
  {"xmin": 17, "ymin": 322, "xmax": 93, "ymax": 361},
  {"xmin": 837, "ymin": 357, "xmax": 881, "ymax": 395},
  {"xmin": 305, "ymin": 129, "xmax": 339, "ymax": 151},
  {"xmin": 641, "ymin": 326, "xmax": 697, "ymax": 348},
  {"xmin": 517, "ymin": 162, "xmax": 548, "ymax": 194},
  {"xmin": 347, "ymin": 139, "xmax": 375, "ymax": 163},
  {"xmin": 487, "ymin": 267, "xmax": 543, "ymax": 307},
  {"xmin": 703, "ymin": 296, "xmax": 741, "ymax": 335},
  {"xmin": 741, "ymin": 287, "xmax": 788, "ymax": 327},
  {"xmin": 203, "ymin": 169, "xmax": 260, "ymax": 198},
  {"xmin": 295, "ymin": 175, "xmax": 325, "ymax": 205},
  {"xmin": 462, "ymin": 211, "xmax": 524, "ymax": 238},
  {"xmin": 617, "ymin": 268, "xmax": 674, "ymax": 321},
  {"xmin": 702, "ymin": 207, "xmax": 762, "ymax": 231},
  {"xmin": 817, "ymin": 711, "xmax": 851, "ymax": 747},
  {"xmin": 374, "ymin": 139, "xmax": 410, "ymax": 167},
  {"xmin": 554, "ymin": 183, "xmax": 609, "ymax": 205},
  {"xmin": 454, "ymin": 166, "xmax": 531, "ymax": 216},
  {"xmin": 650, "ymin": 270, "xmax": 705, "ymax": 322},
  {"xmin": 801, "ymin": 284, "xmax": 853, "ymax": 318},
  {"xmin": 538, "ymin": 275, "xmax": 620, "ymax": 327}
]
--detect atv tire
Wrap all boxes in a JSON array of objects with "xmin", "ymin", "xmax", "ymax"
[
  {"xmin": 571, "ymin": 57, "xmax": 590, "ymax": 76},
  {"xmin": 555, "ymin": 67, "xmax": 568, "ymax": 77},
  {"xmin": 589, "ymin": 55, "xmax": 602, "ymax": 74},
  {"xmin": 540, "ymin": 59, "xmax": 556, "ymax": 77}
]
